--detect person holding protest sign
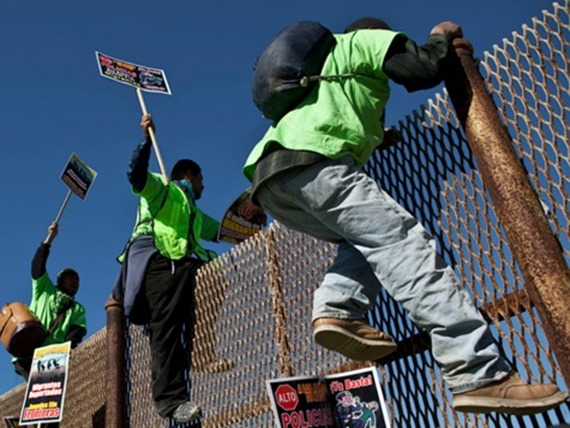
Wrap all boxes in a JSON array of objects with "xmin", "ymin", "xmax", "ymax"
[
  {"xmin": 13, "ymin": 221, "xmax": 87, "ymax": 379},
  {"xmin": 112, "ymin": 114, "xmax": 228, "ymax": 424},
  {"xmin": 243, "ymin": 17, "xmax": 567, "ymax": 415}
]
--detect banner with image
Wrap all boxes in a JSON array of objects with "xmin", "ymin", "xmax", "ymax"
[
  {"xmin": 19, "ymin": 342, "xmax": 71, "ymax": 426},
  {"xmin": 60, "ymin": 153, "xmax": 97, "ymax": 200}
]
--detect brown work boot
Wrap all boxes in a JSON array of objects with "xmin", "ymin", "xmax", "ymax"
[
  {"xmin": 312, "ymin": 318, "xmax": 397, "ymax": 361},
  {"xmin": 453, "ymin": 372, "xmax": 568, "ymax": 415}
]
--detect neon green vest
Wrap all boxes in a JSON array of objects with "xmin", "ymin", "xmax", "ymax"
[
  {"xmin": 244, "ymin": 29, "xmax": 401, "ymax": 181},
  {"xmin": 125, "ymin": 172, "xmax": 218, "ymax": 261}
]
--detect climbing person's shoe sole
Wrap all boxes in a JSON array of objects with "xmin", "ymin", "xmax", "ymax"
[{"xmin": 313, "ymin": 317, "xmax": 397, "ymax": 361}]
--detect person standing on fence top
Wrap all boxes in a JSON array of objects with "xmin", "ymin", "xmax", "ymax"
[
  {"xmin": 243, "ymin": 17, "xmax": 568, "ymax": 415},
  {"xmin": 112, "ymin": 114, "xmax": 223, "ymax": 425},
  {"xmin": 13, "ymin": 221, "xmax": 87, "ymax": 379}
]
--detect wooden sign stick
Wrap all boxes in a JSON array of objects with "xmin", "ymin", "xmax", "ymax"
[
  {"xmin": 44, "ymin": 189, "xmax": 72, "ymax": 242},
  {"xmin": 136, "ymin": 88, "xmax": 169, "ymax": 184}
]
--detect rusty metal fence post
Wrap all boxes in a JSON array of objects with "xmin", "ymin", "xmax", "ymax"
[
  {"xmin": 444, "ymin": 38, "xmax": 570, "ymax": 385},
  {"xmin": 105, "ymin": 296, "xmax": 127, "ymax": 427},
  {"xmin": 265, "ymin": 227, "xmax": 294, "ymax": 378}
]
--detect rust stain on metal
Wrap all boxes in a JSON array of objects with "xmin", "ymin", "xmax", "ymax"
[{"xmin": 105, "ymin": 296, "xmax": 127, "ymax": 428}]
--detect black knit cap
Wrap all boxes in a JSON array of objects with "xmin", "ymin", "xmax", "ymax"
[
  {"xmin": 344, "ymin": 17, "xmax": 392, "ymax": 33},
  {"xmin": 57, "ymin": 267, "xmax": 79, "ymax": 285}
]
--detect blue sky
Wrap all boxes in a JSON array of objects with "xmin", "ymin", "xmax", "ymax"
[{"xmin": 0, "ymin": 0, "xmax": 551, "ymax": 395}]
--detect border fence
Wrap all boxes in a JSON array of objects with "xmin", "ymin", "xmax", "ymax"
[{"xmin": 1, "ymin": 1, "xmax": 568, "ymax": 426}]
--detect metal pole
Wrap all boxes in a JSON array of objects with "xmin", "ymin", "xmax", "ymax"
[
  {"xmin": 105, "ymin": 296, "xmax": 127, "ymax": 427},
  {"xmin": 265, "ymin": 227, "xmax": 294, "ymax": 377},
  {"xmin": 444, "ymin": 38, "xmax": 570, "ymax": 385}
]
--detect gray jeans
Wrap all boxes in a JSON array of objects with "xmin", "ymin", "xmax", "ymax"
[{"xmin": 255, "ymin": 156, "xmax": 510, "ymax": 392}]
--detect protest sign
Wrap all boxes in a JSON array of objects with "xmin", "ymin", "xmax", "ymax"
[
  {"xmin": 19, "ymin": 342, "xmax": 71, "ymax": 426},
  {"xmin": 44, "ymin": 153, "xmax": 97, "ymax": 242},
  {"xmin": 267, "ymin": 367, "xmax": 391, "ymax": 428},
  {"xmin": 218, "ymin": 188, "xmax": 267, "ymax": 244},
  {"xmin": 96, "ymin": 50, "xmax": 171, "ymax": 183},
  {"xmin": 60, "ymin": 153, "xmax": 97, "ymax": 200},
  {"xmin": 95, "ymin": 51, "xmax": 171, "ymax": 95},
  {"xmin": 267, "ymin": 375, "xmax": 333, "ymax": 427}
]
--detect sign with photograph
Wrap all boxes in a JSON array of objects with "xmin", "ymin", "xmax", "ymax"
[
  {"xmin": 60, "ymin": 153, "xmax": 97, "ymax": 200},
  {"xmin": 19, "ymin": 342, "xmax": 71, "ymax": 426}
]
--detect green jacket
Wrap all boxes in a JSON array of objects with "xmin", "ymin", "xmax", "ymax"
[
  {"xmin": 125, "ymin": 172, "xmax": 219, "ymax": 261},
  {"xmin": 244, "ymin": 29, "xmax": 401, "ymax": 181}
]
